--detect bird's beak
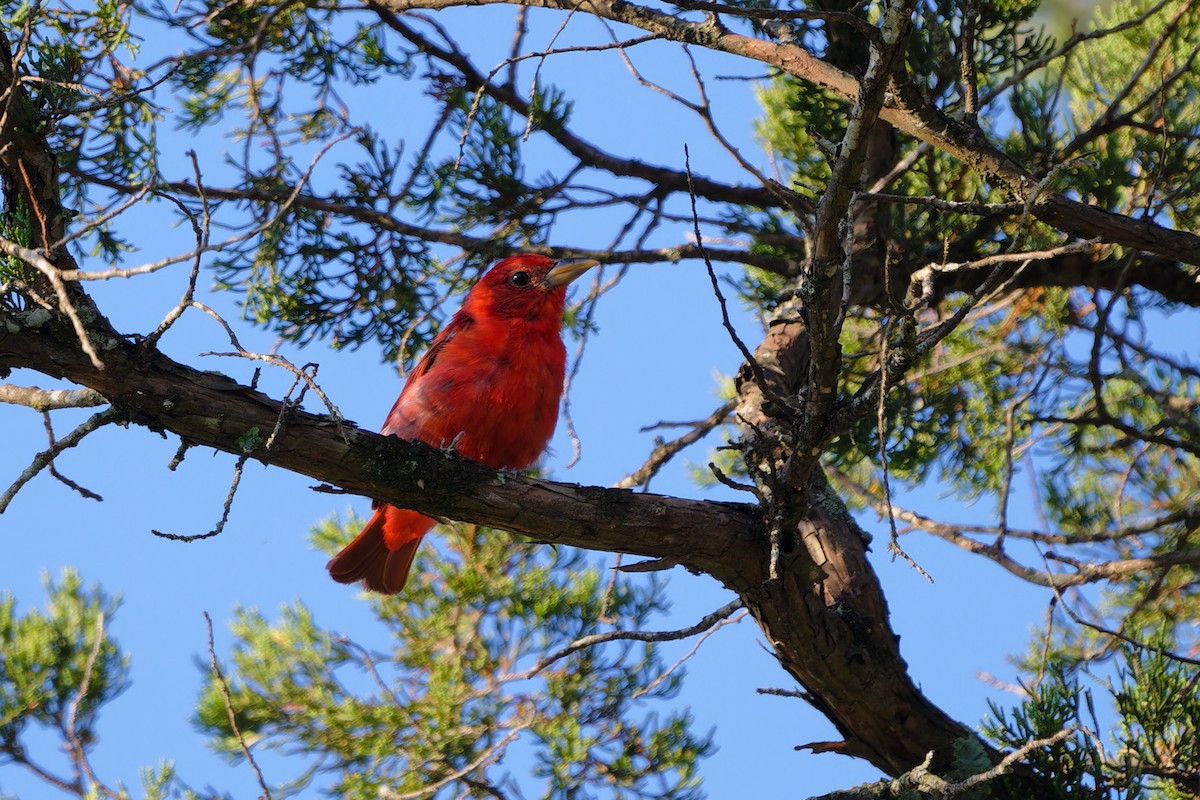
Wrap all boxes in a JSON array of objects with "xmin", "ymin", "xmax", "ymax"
[{"xmin": 545, "ymin": 258, "xmax": 599, "ymax": 287}]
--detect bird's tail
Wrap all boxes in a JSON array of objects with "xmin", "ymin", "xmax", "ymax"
[{"xmin": 327, "ymin": 505, "xmax": 435, "ymax": 594}]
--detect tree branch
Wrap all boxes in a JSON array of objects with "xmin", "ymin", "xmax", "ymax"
[
  {"xmin": 66, "ymin": 168, "xmax": 795, "ymax": 275},
  {"xmin": 1, "ymin": 292, "xmax": 1021, "ymax": 785},
  {"xmin": 374, "ymin": 0, "xmax": 1200, "ymax": 267},
  {"xmin": 0, "ymin": 383, "xmax": 107, "ymax": 410},
  {"xmin": 0, "ymin": 311, "xmax": 762, "ymax": 579}
]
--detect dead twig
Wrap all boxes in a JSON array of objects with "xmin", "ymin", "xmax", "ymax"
[
  {"xmin": 0, "ymin": 407, "xmax": 119, "ymax": 513},
  {"xmin": 500, "ymin": 599, "xmax": 744, "ymax": 683},
  {"xmin": 151, "ymin": 455, "xmax": 248, "ymax": 543},
  {"xmin": 0, "ymin": 237, "xmax": 104, "ymax": 369},
  {"xmin": 204, "ymin": 611, "xmax": 274, "ymax": 800},
  {"xmin": 62, "ymin": 612, "xmax": 120, "ymax": 800}
]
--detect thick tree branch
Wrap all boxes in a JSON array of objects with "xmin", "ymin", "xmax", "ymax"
[
  {"xmin": 0, "ymin": 311, "xmax": 762, "ymax": 583},
  {"xmin": 0, "ymin": 299, "xmax": 1027, "ymax": 787},
  {"xmin": 795, "ymin": 0, "xmax": 915, "ymax": 488}
]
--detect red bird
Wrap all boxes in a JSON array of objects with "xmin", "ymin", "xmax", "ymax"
[{"xmin": 327, "ymin": 254, "xmax": 598, "ymax": 594}]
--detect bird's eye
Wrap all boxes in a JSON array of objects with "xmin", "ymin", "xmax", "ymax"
[{"xmin": 509, "ymin": 270, "xmax": 531, "ymax": 287}]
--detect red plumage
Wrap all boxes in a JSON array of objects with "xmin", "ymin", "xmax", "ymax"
[{"xmin": 327, "ymin": 254, "xmax": 598, "ymax": 594}]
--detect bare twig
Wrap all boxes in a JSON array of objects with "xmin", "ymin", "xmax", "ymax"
[
  {"xmin": 877, "ymin": 260, "xmax": 931, "ymax": 583},
  {"xmin": 684, "ymin": 145, "xmax": 773, "ymax": 398},
  {"xmin": 52, "ymin": 184, "xmax": 153, "ymax": 253},
  {"xmin": 379, "ymin": 721, "xmax": 531, "ymax": 800},
  {"xmin": 501, "ymin": 599, "xmax": 744, "ymax": 682},
  {"xmin": 809, "ymin": 729, "xmax": 1078, "ymax": 800},
  {"xmin": 55, "ymin": 131, "xmax": 356, "ymax": 284},
  {"xmin": 834, "ymin": 467, "xmax": 1200, "ymax": 590},
  {"xmin": 151, "ymin": 455, "xmax": 248, "ymax": 542},
  {"xmin": 62, "ymin": 612, "xmax": 119, "ymax": 800},
  {"xmin": 190, "ymin": 300, "xmax": 348, "ymax": 438},
  {"xmin": 201, "ymin": 348, "xmax": 348, "ymax": 439},
  {"xmin": 615, "ymin": 400, "xmax": 734, "ymax": 489},
  {"xmin": 0, "ymin": 237, "xmax": 104, "ymax": 369},
  {"xmin": 42, "ymin": 413, "xmax": 103, "ymax": 501},
  {"xmin": 1042, "ymin": 566, "xmax": 1200, "ymax": 668},
  {"xmin": 204, "ymin": 611, "xmax": 274, "ymax": 800},
  {"xmin": 0, "ymin": 407, "xmax": 119, "ymax": 513},
  {"xmin": 633, "ymin": 607, "xmax": 748, "ymax": 698},
  {"xmin": 143, "ymin": 154, "xmax": 209, "ymax": 347},
  {"xmin": 67, "ymin": 168, "xmax": 796, "ymax": 274},
  {"xmin": 756, "ymin": 687, "xmax": 810, "ymax": 700},
  {"xmin": 858, "ymin": 191, "xmax": 1021, "ymax": 216}
]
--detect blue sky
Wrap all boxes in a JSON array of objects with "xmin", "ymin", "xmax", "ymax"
[{"xmin": 0, "ymin": 5, "xmax": 1077, "ymax": 798}]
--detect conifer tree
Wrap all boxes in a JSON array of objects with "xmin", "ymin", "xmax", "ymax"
[{"xmin": 2, "ymin": 0, "xmax": 1198, "ymax": 797}]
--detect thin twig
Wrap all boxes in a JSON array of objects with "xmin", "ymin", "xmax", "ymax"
[
  {"xmin": 756, "ymin": 687, "xmax": 810, "ymax": 700},
  {"xmin": 501, "ymin": 599, "xmax": 744, "ymax": 682},
  {"xmin": 876, "ymin": 263, "xmax": 931, "ymax": 583},
  {"xmin": 204, "ymin": 611, "xmax": 273, "ymax": 800},
  {"xmin": 143, "ymin": 153, "xmax": 208, "ymax": 347},
  {"xmin": 683, "ymin": 145, "xmax": 773, "ymax": 397},
  {"xmin": 42, "ymin": 413, "xmax": 103, "ymax": 501},
  {"xmin": 1041, "ymin": 559, "xmax": 1200, "ymax": 668},
  {"xmin": 0, "ymin": 237, "xmax": 104, "ymax": 369},
  {"xmin": 189, "ymin": 300, "xmax": 348, "ymax": 438},
  {"xmin": 51, "ymin": 183, "xmax": 152, "ymax": 252},
  {"xmin": 55, "ymin": 131, "xmax": 356, "ymax": 284},
  {"xmin": 633, "ymin": 608, "xmax": 749, "ymax": 698},
  {"xmin": 62, "ymin": 611, "xmax": 123, "ymax": 800},
  {"xmin": 201, "ymin": 349, "xmax": 348, "ymax": 439},
  {"xmin": 379, "ymin": 721, "xmax": 532, "ymax": 800},
  {"xmin": 152, "ymin": 455, "xmax": 248, "ymax": 542},
  {"xmin": 615, "ymin": 400, "xmax": 734, "ymax": 489},
  {"xmin": 0, "ymin": 407, "xmax": 119, "ymax": 513},
  {"xmin": 948, "ymin": 729, "xmax": 1078, "ymax": 793}
]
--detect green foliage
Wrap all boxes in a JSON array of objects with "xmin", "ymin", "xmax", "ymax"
[
  {"xmin": 0, "ymin": 556, "xmax": 711, "ymax": 799},
  {"xmin": 0, "ymin": 570, "xmax": 142, "ymax": 797},
  {"xmin": 3, "ymin": 0, "xmax": 1200, "ymax": 796},
  {"xmin": 984, "ymin": 618, "xmax": 1200, "ymax": 800},
  {"xmin": 0, "ymin": 0, "xmax": 156, "ymax": 265},
  {"xmin": 1114, "ymin": 634, "xmax": 1200, "ymax": 799},
  {"xmin": 5, "ymin": 0, "xmax": 584, "ymax": 363},
  {"xmin": 745, "ymin": 0, "xmax": 1200, "ymax": 540},
  {"xmin": 982, "ymin": 661, "xmax": 1146, "ymax": 800},
  {"xmin": 742, "ymin": 8, "xmax": 1200, "ymax": 794},
  {"xmin": 754, "ymin": 80, "xmax": 841, "ymax": 194},
  {"xmin": 908, "ymin": 0, "xmax": 1049, "ymax": 111},
  {"xmin": 130, "ymin": 0, "xmax": 578, "ymax": 363},
  {"xmin": 0, "ymin": 569, "xmax": 128, "ymax": 751},
  {"xmin": 1064, "ymin": 0, "xmax": 1200, "ymax": 230},
  {"xmin": 0, "ymin": 200, "xmax": 36, "ymax": 305},
  {"xmin": 752, "ymin": 0, "xmax": 1060, "ymax": 274},
  {"xmin": 193, "ymin": 517, "xmax": 712, "ymax": 798}
]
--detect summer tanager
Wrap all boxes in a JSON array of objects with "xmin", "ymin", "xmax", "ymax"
[{"xmin": 327, "ymin": 254, "xmax": 598, "ymax": 594}]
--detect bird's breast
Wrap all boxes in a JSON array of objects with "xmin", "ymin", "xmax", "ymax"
[{"xmin": 391, "ymin": 322, "xmax": 566, "ymax": 470}]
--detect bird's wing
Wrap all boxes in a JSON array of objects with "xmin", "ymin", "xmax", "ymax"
[{"xmin": 381, "ymin": 311, "xmax": 476, "ymax": 438}]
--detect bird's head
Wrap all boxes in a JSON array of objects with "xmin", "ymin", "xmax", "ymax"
[{"xmin": 464, "ymin": 254, "xmax": 599, "ymax": 323}]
